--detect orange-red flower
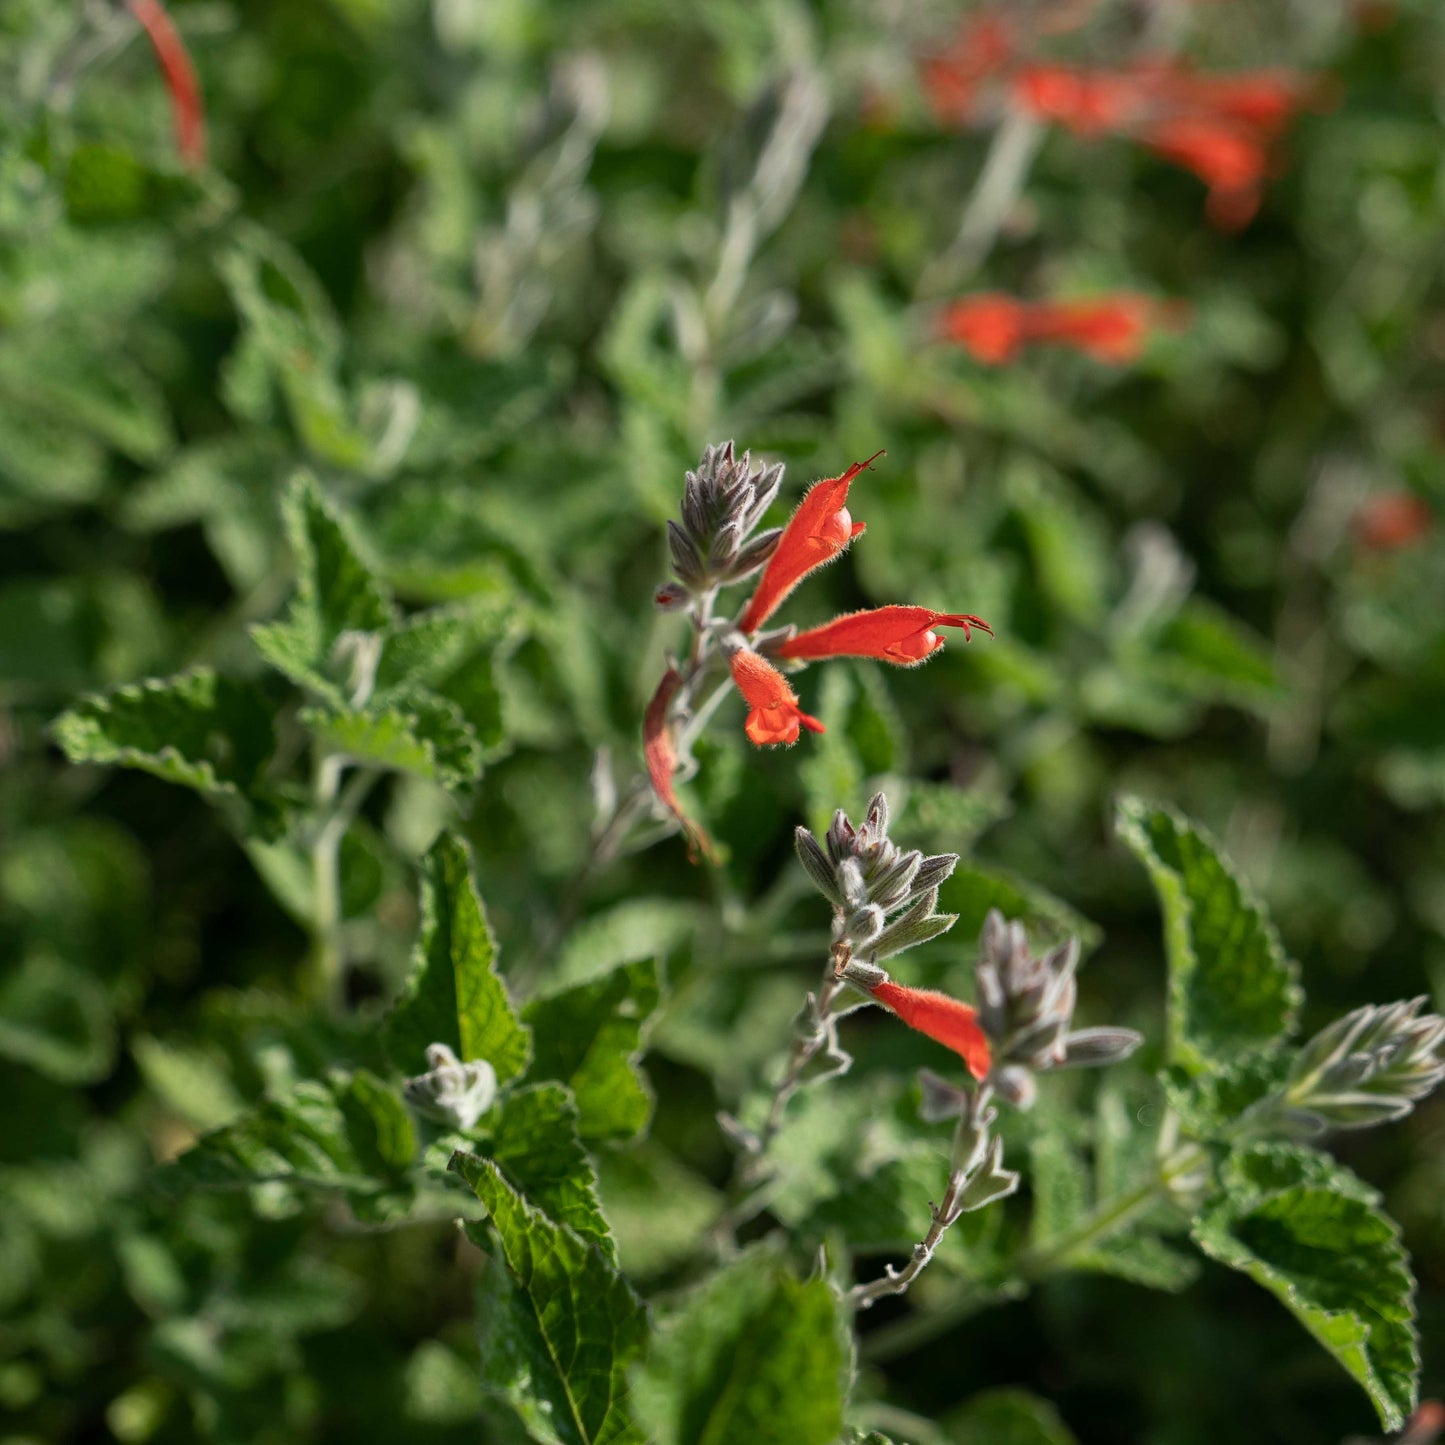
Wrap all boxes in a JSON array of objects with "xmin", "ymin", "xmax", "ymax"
[
  {"xmin": 1140, "ymin": 116, "xmax": 1268, "ymax": 229},
  {"xmin": 1352, "ymin": 493, "xmax": 1435, "ymax": 553},
  {"xmin": 1006, "ymin": 60, "xmax": 1314, "ymax": 229},
  {"xmin": 736, "ymin": 453, "xmax": 881, "ymax": 634},
  {"xmin": 870, "ymin": 980, "xmax": 992, "ymax": 1080},
  {"xmin": 643, "ymin": 668, "xmax": 715, "ymax": 862},
  {"xmin": 728, "ymin": 649, "xmax": 825, "ymax": 747},
  {"xmin": 939, "ymin": 293, "xmax": 1174, "ymax": 364},
  {"xmin": 128, "ymin": 0, "xmax": 207, "ymax": 171},
  {"xmin": 919, "ymin": 11, "xmax": 1016, "ymax": 126},
  {"xmin": 777, "ymin": 606, "xmax": 992, "ymax": 666}
]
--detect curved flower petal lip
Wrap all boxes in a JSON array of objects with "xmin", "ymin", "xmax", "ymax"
[
  {"xmin": 776, "ymin": 606, "xmax": 993, "ymax": 666},
  {"xmin": 128, "ymin": 0, "xmax": 207, "ymax": 170},
  {"xmin": 643, "ymin": 667, "xmax": 715, "ymax": 862},
  {"xmin": 729, "ymin": 648, "xmax": 825, "ymax": 747},
  {"xmin": 736, "ymin": 452, "xmax": 884, "ymax": 634},
  {"xmin": 870, "ymin": 980, "xmax": 992, "ymax": 1081}
]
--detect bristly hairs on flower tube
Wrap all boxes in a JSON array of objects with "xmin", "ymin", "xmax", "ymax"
[{"xmin": 641, "ymin": 443, "xmax": 992, "ymax": 860}]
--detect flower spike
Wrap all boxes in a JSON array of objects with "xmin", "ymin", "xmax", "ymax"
[
  {"xmin": 729, "ymin": 648, "xmax": 825, "ymax": 747},
  {"xmin": 736, "ymin": 452, "xmax": 884, "ymax": 633},
  {"xmin": 868, "ymin": 980, "xmax": 992, "ymax": 1081},
  {"xmin": 777, "ymin": 606, "xmax": 992, "ymax": 666},
  {"xmin": 643, "ymin": 668, "xmax": 715, "ymax": 861}
]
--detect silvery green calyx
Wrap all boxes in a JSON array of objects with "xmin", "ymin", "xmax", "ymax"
[
  {"xmin": 662, "ymin": 440, "xmax": 784, "ymax": 596},
  {"xmin": 975, "ymin": 908, "xmax": 1142, "ymax": 1081},
  {"xmin": 1268, "ymin": 998, "xmax": 1445, "ymax": 1136},
  {"xmin": 403, "ymin": 1043, "xmax": 497, "ymax": 1131},
  {"xmin": 795, "ymin": 791, "xmax": 959, "ymax": 963}
]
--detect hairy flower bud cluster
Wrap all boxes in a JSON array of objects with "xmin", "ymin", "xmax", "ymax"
[
  {"xmin": 795, "ymin": 791, "xmax": 959, "ymax": 960},
  {"xmin": 403, "ymin": 1042, "xmax": 497, "ymax": 1132},
  {"xmin": 661, "ymin": 441, "xmax": 783, "ymax": 599},
  {"xmin": 975, "ymin": 909, "xmax": 1141, "ymax": 1090},
  {"xmin": 1276, "ymin": 998, "xmax": 1445, "ymax": 1136}
]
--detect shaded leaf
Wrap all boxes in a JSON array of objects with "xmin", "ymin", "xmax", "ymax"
[
  {"xmin": 523, "ymin": 960, "xmax": 660, "ymax": 1143},
  {"xmin": 629, "ymin": 1244, "xmax": 846, "ymax": 1445},
  {"xmin": 1117, "ymin": 797, "xmax": 1300, "ymax": 1076},
  {"xmin": 1191, "ymin": 1146, "xmax": 1418, "ymax": 1431},
  {"xmin": 384, "ymin": 834, "xmax": 531, "ymax": 1082},
  {"xmin": 485, "ymin": 1083, "xmax": 614, "ymax": 1261},
  {"xmin": 451, "ymin": 1154, "xmax": 648, "ymax": 1445}
]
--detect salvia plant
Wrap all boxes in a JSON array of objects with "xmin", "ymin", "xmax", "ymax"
[{"xmin": 5, "ymin": 3, "xmax": 1445, "ymax": 1444}]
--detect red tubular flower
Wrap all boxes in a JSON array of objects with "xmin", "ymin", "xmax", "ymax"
[
  {"xmin": 937, "ymin": 294, "xmax": 1028, "ymax": 363},
  {"xmin": 919, "ymin": 12, "xmax": 1016, "ymax": 126},
  {"xmin": 1028, "ymin": 296, "xmax": 1157, "ymax": 363},
  {"xmin": 1140, "ymin": 116, "xmax": 1267, "ymax": 229},
  {"xmin": 1352, "ymin": 493, "xmax": 1435, "ymax": 553},
  {"xmin": 643, "ymin": 668, "xmax": 715, "ymax": 862},
  {"xmin": 940, "ymin": 293, "xmax": 1178, "ymax": 365},
  {"xmin": 776, "ymin": 606, "xmax": 992, "ymax": 666},
  {"xmin": 128, "ymin": 0, "xmax": 207, "ymax": 171},
  {"xmin": 728, "ymin": 649, "xmax": 825, "ymax": 747},
  {"xmin": 1013, "ymin": 64, "xmax": 1147, "ymax": 134},
  {"xmin": 736, "ymin": 453, "xmax": 882, "ymax": 634},
  {"xmin": 870, "ymin": 980, "xmax": 992, "ymax": 1081}
]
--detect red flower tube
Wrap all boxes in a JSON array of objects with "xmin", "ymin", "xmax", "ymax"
[
  {"xmin": 736, "ymin": 452, "xmax": 882, "ymax": 634},
  {"xmin": 128, "ymin": 0, "xmax": 207, "ymax": 171},
  {"xmin": 729, "ymin": 649, "xmax": 825, "ymax": 747},
  {"xmin": 1140, "ymin": 116, "xmax": 1267, "ymax": 229},
  {"xmin": 1028, "ymin": 296, "xmax": 1157, "ymax": 363},
  {"xmin": 870, "ymin": 980, "xmax": 992, "ymax": 1080},
  {"xmin": 937, "ymin": 294, "xmax": 1029, "ymax": 363},
  {"xmin": 643, "ymin": 668, "xmax": 714, "ymax": 862},
  {"xmin": 776, "ymin": 606, "xmax": 992, "ymax": 666}
]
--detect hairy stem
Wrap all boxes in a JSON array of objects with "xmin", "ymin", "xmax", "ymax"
[
  {"xmin": 849, "ymin": 1085, "xmax": 996, "ymax": 1311},
  {"xmin": 862, "ymin": 1139, "xmax": 1210, "ymax": 1360}
]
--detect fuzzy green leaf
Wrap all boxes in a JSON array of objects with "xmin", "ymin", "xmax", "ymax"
[
  {"xmin": 251, "ymin": 472, "xmax": 395, "ymax": 700},
  {"xmin": 384, "ymin": 834, "xmax": 530, "ymax": 1081},
  {"xmin": 158, "ymin": 1069, "xmax": 417, "ymax": 1197},
  {"xmin": 523, "ymin": 960, "xmax": 660, "ymax": 1143},
  {"xmin": 1117, "ymin": 797, "xmax": 1300, "ymax": 1076},
  {"xmin": 451, "ymin": 1154, "xmax": 648, "ymax": 1445},
  {"xmin": 52, "ymin": 669, "xmax": 280, "ymax": 828},
  {"xmin": 301, "ymin": 690, "xmax": 482, "ymax": 789},
  {"xmin": 629, "ymin": 1244, "xmax": 847, "ymax": 1445},
  {"xmin": 1191, "ymin": 1145, "xmax": 1418, "ymax": 1430},
  {"xmin": 485, "ymin": 1083, "xmax": 614, "ymax": 1261},
  {"xmin": 945, "ymin": 1388, "xmax": 1078, "ymax": 1445}
]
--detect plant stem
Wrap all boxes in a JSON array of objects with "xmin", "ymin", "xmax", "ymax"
[
  {"xmin": 849, "ymin": 1085, "xmax": 996, "ymax": 1311},
  {"xmin": 861, "ymin": 1140, "xmax": 1210, "ymax": 1361},
  {"xmin": 308, "ymin": 749, "xmax": 347, "ymax": 1014},
  {"xmin": 917, "ymin": 110, "xmax": 1044, "ymax": 299}
]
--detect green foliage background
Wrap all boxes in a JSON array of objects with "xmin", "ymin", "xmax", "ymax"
[{"xmin": 2, "ymin": 1, "xmax": 1443, "ymax": 1442}]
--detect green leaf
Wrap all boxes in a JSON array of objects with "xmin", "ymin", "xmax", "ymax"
[
  {"xmin": 523, "ymin": 960, "xmax": 660, "ymax": 1143},
  {"xmin": 1152, "ymin": 599, "xmax": 1281, "ymax": 711},
  {"xmin": 450, "ymin": 1154, "xmax": 648, "ymax": 1445},
  {"xmin": 383, "ymin": 834, "xmax": 531, "ymax": 1082},
  {"xmin": 485, "ymin": 1083, "xmax": 615, "ymax": 1261},
  {"xmin": 0, "ymin": 956, "xmax": 116, "ymax": 1084},
  {"xmin": 595, "ymin": 1143, "xmax": 721, "ymax": 1280},
  {"xmin": 1117, "ymin": 796, "xmax": 1300, "ymax": 1076},
  {"xmin": 251, "ymin": 472, "xmax": 396, "ymax": 701},
  {"xmin": 1191, "ymin": 1146, "xmax": 1418, "ymax": 1431},
  {"xmin": 1029, "ymin": 1127, "xmax": 1198, "ymax": 1293},
  {"xmin": 52, "ymin": 670, "xmax": 280, "ymax": 830},
  {"xmin": 944, "ymin": 1387, "xmax": 1078, "ymax": 1445},
  {"xmin": 301, "ymin": 690, "xmax": 483, "ymax": 789},
  {"xmin": 629, "ymin": 1244, "xmax": 847, "ymax": 1445},
  {"xmin": 941, "ymin": 864, "xmax": 1101, "ymax": 957},
  {"xmin": 159, "ymin": 1070, "xmax": 417, "ymax": 1197}
]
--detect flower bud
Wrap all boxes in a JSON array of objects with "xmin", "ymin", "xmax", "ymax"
[{"xmin": 403, "ymin": 1042, "xmax": 497, "ymax": 1131}]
